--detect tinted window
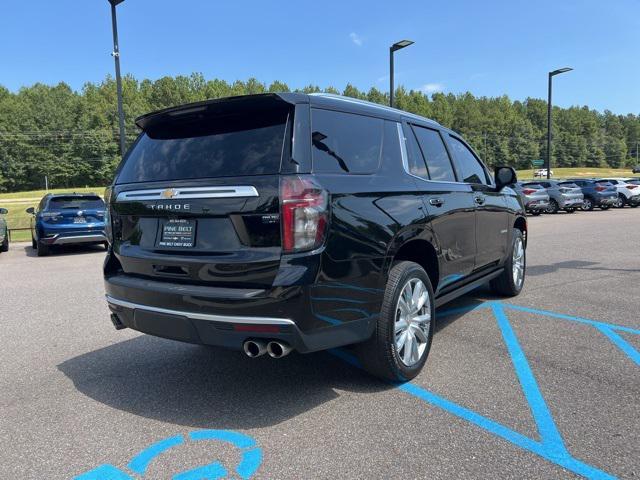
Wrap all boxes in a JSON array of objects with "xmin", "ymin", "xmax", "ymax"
[
  {"xmin": 558, "ymin": 182, "xmax": 579, "ymax": 188},
  {"xmin": 311, "ymin": 109, "xmax": 383, "ymax": 174},
  {"xmin": 117, "ymin": 109, "xmax": 289, "ymax": 183},
  {"xmin": 47, "ymin": 196, "xmax": 105, "ymax": 210},
  {"xmin": 403, "ymin": 124, "xmax": 428, "ymax": 179},
  {"xmin": 523, "ymin": 183, "xmax": 545, "ymax": 189},
  {"xmin": 411, "ymin": 126, "xmax": 456, "ymax": 182},
  {"xmin": 448, "ymin": 136, "xmax": 489, "ymax": 184}
]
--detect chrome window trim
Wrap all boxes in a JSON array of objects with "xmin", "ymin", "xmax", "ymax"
[
  {"xmin": 106, "ymin": 295, "xmax": 295, "ymax": 326},
  {"xmin": 116, "ymin": 186, "xmax": 259, "ymax": 202}
]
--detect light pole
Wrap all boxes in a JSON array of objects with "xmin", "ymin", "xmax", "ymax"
[
  {"xmin": 390, "ymin": 40, "xmax": 414, "ymax": 108},
  {"xmin": 108, "ymin": 0, "xmax": 126, "ymax": 158},
  {"xmin": 546, "ymin": 67, "xmax": 573, "ymax": 179}
]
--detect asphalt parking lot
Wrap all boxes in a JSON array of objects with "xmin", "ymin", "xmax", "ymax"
[{"xmin": 1, "ymin": 209, "xmax": 638, "ymax": 480}]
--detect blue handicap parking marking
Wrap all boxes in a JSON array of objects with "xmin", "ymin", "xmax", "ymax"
[
  {"xmin": 74, "ymin": 430, "xmax": 262, "ymax": 480},
  {"xmin": 333, "ymin": 300, "xmax": 639, "ymax": 479}
]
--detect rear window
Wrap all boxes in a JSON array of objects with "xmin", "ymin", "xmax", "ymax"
[
  {"xmin": 523, "ymin": 183, "xmax": 543, "ymax": 189},
  {"xmin": 117, "ymin": 109, "xmax": 289, "ymax": 183},
  {"xmin": 595, "ymin": 180, "xmax": 612, "ymax": 186},
  {"xmin": 558, "ymin": 182, "xmax": 579, "ymax": 188},
  {"xmin": 311, "ymin": 109, "xmax": 383, "ymax": 174},
  {"xmin": 47, "ymin": 196, "xmax": 105, "ymax": 210}
]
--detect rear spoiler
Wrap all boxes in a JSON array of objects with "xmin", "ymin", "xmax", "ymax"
[{"xmin": 135, "ymin": 93, "xmax": 307, "ymax": 131}]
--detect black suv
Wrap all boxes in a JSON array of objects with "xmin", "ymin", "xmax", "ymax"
[{"xmin": 103, "ymin": 93, "xmax": 526, "ymax": 381}]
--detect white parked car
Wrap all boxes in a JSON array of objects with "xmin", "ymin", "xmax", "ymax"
[
  {"xmin": 534, "ymin": 168, "xmax": 554, "ymax": 178},
  {"xmin": 599, "ymin": 178, "xmax": 640, "ymax": 208}
]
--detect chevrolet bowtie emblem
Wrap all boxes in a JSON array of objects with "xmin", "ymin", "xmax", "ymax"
[{"xmin": 161, "ymin": 188, "xmax": 177, "ymax": 199}]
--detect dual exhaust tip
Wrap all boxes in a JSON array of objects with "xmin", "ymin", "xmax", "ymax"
[{"xmin": 243, "ymin": 339, "xmax": 292, "ymax": 359}]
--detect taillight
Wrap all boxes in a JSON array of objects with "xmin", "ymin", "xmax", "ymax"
[
  {"xmin": 104, "ymin": 187, "xmax": 113, "ymax": 245},
  {"xmin": 627, "ymin": 185, "xmax": 638, "ymax": 190},
  {"xmin": 522, "ymin": 189, "xmax": 537, "ymax": 195},
  {"xmin": 595, "ymin": 186, "xmax": 606, "ymax": 192},
  {"xmin": 280, "ymin": 175, "xmax": 328, "ymax": 253}
]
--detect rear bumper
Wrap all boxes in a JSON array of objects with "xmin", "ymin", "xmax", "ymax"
[
  {"xmin": 595, "ymin": 196, "xmax": 617, "ymax": 206},
  {"xmin": 525, "ymin": 200, "xmax": 549, "ymax": 211},
  {"xmin": 42, "ymin": 233, "xmax": 107, "ymax": 245},
  {"xmin": 104, "ymin": 273, "xmax": 376, "ymax": 353},
  {"xmin": 559, "ymin": 197, "xmax": 583, "ymax": 208}
]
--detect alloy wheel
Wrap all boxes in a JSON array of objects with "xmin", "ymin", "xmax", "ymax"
[
  {"xmin": 394, "ymin": 278, "xmax": 431, "ymax": 367},
  {"xmin": 512, "ymin": 237, "xmax": 525, "ymax": 288}
]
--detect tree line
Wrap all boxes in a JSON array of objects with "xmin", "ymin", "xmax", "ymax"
[{"xmin": 1, "ymin": 73, "xmax": 639, "ymax": 192}]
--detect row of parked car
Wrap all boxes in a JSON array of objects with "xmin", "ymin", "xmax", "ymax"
[{"xmin": 512, "ymin": 177, "xmax": 640, "ymax": 215}]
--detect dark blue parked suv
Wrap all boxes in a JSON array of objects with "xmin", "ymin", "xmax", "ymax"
[
  {"xmin": 567, "ymin": 179, "xmax": 617, "ymax": 211},
  {"xmin": 27, "ymin": 193, "xmax": 107, "ymax": 256}
]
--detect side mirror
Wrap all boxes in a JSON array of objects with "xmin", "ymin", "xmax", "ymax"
[
  {"xmin": 25, "ymin": 207, "xmax": 35, "ymax": 215},
  {"xmin": 495, "ymin": 166, "xmax": 517, "ymax": 191},
  {"xmin": 0, "ymin": 208, "xmax": 7, "ymax": 215}
]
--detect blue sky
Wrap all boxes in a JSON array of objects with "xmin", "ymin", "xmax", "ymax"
[{"xmin": 1, "ymin": 0, "xmax": 638, "ymax": 114}]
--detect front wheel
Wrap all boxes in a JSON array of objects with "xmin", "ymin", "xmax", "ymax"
[
  {"xmin": 490, "ymin": 229, "xmax": 526, "ymax": 297},
  {"xmin": 356, "ymin": 261, "xmax": 434, "ymax": 382}
]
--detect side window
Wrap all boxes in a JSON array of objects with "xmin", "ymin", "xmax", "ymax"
[
  {"xmin": 402, "ymin": 124, "xmax": 428, "ymax": 179},
  {"xmin": 448, "ymin": 135, "xmax": 489, "ymax": 185},
  {"xmin": 411, "ymin": 125, "xmax": 456, "ymax": 182},
  {"xmin": 311, "ymin": 109, "xmax": 383, "ymax": 174}
]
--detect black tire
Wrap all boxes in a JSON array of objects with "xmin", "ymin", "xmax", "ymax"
[
  {"xmin": 615, "ymin": 194, "xmax": 626, "ymax": 208},
  {"xmin": 546, "ymin": 200, "xmax": 559, "ymax": 214},
  {"xmin": 630, "ymin": 203, "xmax": 639, "ymax": 208},
  {"xmin": 600, "ymin": 205, "xmax": 610, "ymax": 210},
  {"xmin": 582, "ymin": 197, "xmax": 594, "ymax": 211},
  {"xmin": 490, "ymin": 228, "xmax": 526, "ymax": 297},
  {"xmin": 356, "ymin": 261, "xmax": 435, "ymax": 382},
  {"xmin": 31, "ymin": 236, "xmax": 37, "ymax": 249},
  {"xmin": 0, "ymin": 230, "xmax": 8, "ymax": 252},
  {"xmin": 36, "ymin": 240, "xmax": 50, "ymax": 257},
  {"xmin": 103, "ymin": 242, "xmax": 109, "ymax": 250},
  {"xmin": 531, "ymin": 211, "xmax": 541, "ymax": 216},
  {"xmin": 565, "ymin": 208, "xmax": 575, "ymax": 213}
]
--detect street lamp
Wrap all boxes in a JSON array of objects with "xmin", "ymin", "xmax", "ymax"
[
  {"xmin": 108, "ymin": 0, "xmax": 126, "ymax": 158},
  {"xmin": 546, "ymin": 67, "xmax": 573, "ymax": 179},
  {"xmin": 389, "ymin": 40, "xmax": 414, "ymax": 108}
]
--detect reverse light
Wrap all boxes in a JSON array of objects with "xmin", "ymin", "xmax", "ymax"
[{"xmin": 280, "ymin": 175, "xmax": 328, "ymax": 253}]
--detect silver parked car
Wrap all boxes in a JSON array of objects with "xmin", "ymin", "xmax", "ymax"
[
  {"xmin": 513, "ymin": 182, "xmax": 550, "ymax": 216},
  {"xmin": 523, "ymin": 180, "xmax": 583, "ymax": 213}
]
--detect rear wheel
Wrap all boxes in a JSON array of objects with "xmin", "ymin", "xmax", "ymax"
[
  {"xmin": 600, "ymin": 205, "xmax": 610, "ymax": 210},
  {"xmin": 615, "ymin": 194, "xmax": 626, "ymax": 208},
  {"xmin": 546, "ymin": 200, "xmax": 559, "ymax": 214},
  {"xmin": 530, "ymin": 211, "xmax": 541, "ymax": 216},
  {"xmin": 490, "ymin": 229, "xmax": 526, "ymax": 297},
  {"xmin": 36, "ymin": 240, "xmax": 50, "ymax": 257},
  {"xmin": 582, "ymin": 198, "xmax": 594, "ymax": 211},
  {"xmin": 0, "ymin": 229, "xmax": 8, "ymax": 252},
  {"xmin": 356, "ymin": 261, "xmax": 434, "ymax": 382},
  {"xmin": 565, "ymin": 208, "xmax": 575, "ymax": 213}
]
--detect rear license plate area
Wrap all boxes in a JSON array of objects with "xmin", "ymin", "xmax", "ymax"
[
  {"xmin": 158, "ymin": 218, "xmax": 196, "ymax": 248},
  {"xmin": 73, "ymin": 216, "xmax": 87, "ymax": 224}
]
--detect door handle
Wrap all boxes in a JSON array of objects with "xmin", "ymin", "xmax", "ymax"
[
  {"xmin": 429, "ymin": 198, "xmax": 445, "ymax": 207},
  {"xmin": 474, "ymin": 196, "xmax": 485, "ymax": 205}
]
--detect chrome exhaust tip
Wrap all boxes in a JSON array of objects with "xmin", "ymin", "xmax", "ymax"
[
  {"xmin": 243, "ymin": 339, "xmax": 267, "ymax": 358},
  {"xmin": 266, "ymin": 341, "xmax": 292, "ymax": 359}
]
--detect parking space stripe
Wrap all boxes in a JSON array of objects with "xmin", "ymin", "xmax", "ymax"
[
  {"xmin": 594, "ymin": 325, "xmax": 640, "ymax": 366},
  {"xmin": 491, "ymin": 303, "xmax": 566, "ymax": 450},
  {"xmin": 330, "ymin": 300, "xmax": 625, "ymax": 479}
]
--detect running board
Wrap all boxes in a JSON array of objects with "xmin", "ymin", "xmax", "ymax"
[{"xmin": 435, "ymin": 269, "xmax": 503, "ymax": 308}]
